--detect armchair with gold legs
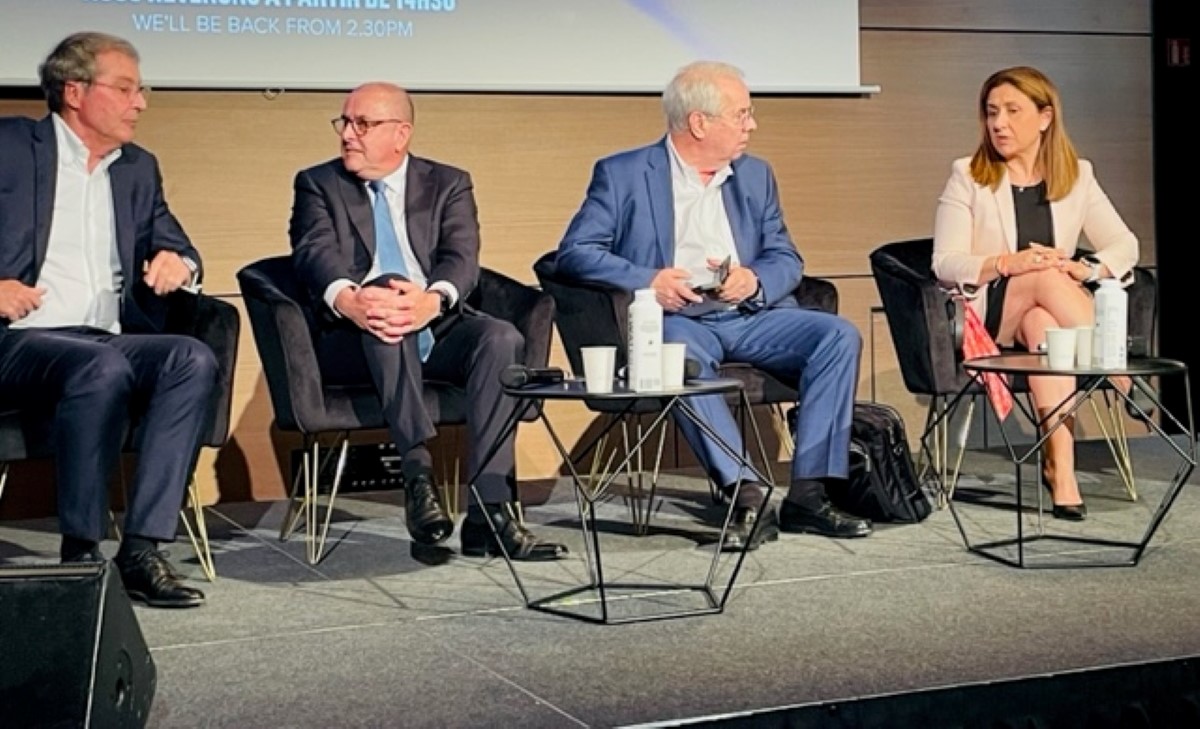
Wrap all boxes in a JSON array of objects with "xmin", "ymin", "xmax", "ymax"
[
  {"xmin": 237, "ymin": 255, "xmax": 554, "ymax": 564},
  {"xmin": 869, "ymin": 236, "xmax": 1157, "ymax": 506},
  {"xmin": 0, "ymin": 292, "xmax": 239, "ymax": 582}
]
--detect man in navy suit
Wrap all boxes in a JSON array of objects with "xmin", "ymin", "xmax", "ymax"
[
  {"xmin": 0, "ymin": 32, "xmax": 216, "ymax": 607},
  {"xmin": 555, "ymin": 61, "xmax": 872, "ymax": 550},
  {"xmin": 289, "ymin": 82, "xmax": 566, "ymax": 561}
]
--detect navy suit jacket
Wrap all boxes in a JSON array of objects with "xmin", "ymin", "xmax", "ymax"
[
  {"xmin": 556, "ymin": 137, "xmax": 803, "ymax": 309},
  {"xmin": 0, "ymin": 115, "xmax": 201, "ymax": 334},
  {"xmin": 288, "ymin": 155, "xmax": 481, "ymax": 325}
]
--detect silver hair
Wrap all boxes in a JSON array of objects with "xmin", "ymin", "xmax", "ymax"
[{"xmin": 662, "ymin": 61, "xmax": 745, "ymax": 132}]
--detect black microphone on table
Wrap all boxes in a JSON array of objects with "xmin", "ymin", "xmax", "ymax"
[{"xmin": 500, "ymin": 364, "xmax": 566, "ymax": 388}]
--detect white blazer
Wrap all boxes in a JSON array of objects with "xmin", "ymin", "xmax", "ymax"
[{"xmin": 932, "ymin": 156, "xmax": 1139, "ymax": 322}]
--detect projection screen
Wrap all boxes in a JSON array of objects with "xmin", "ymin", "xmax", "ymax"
[{"xmin": 0, "ymin": 1, "xmax": 875, "ymax": 94}]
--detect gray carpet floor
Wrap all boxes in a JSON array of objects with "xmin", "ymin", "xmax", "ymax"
[{"xmin": 2, "ymin": 434, "xmax": 1198, "ymax": 728}]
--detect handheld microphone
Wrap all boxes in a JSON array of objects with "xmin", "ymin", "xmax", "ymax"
[{"xmin": 500, "ymin": 364, "xmax": 566, "ymax": 388}]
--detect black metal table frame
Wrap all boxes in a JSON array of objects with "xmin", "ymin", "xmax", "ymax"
[
  {"xmin": 466, "ymin": 378, "xmax": 776, "ymax": 624},
  {"xmin": 944, "ymin": 354, "xmax": 1196, "ymax": 568}
]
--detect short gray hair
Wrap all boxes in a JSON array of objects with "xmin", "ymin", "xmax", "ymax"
[
  {"xmin": 662, "ymin": 61, "xmax": 745, "ymax": 132},
  {"xmin": 39, "ymin": 32, "xmax": 140, "ymax": 113}
]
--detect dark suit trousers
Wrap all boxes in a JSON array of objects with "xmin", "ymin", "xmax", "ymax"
[
  {"xmin": 0, "ymin": 327, "xmax": 218, "ymax": 542},
  {"xmin": 350, "ymin": 311, "xmax": 524, "ymax": 505}
]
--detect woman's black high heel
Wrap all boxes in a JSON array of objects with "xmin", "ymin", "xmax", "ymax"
[
  {"xmin": 1042, "ymin": 476, "xmax": 1087, "ymax": 521},
  {"xmin": 1124, "ymin": 376, "xmax": 1157, "ymax": 424}
]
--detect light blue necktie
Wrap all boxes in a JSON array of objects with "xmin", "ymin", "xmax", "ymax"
[{"xmin": 370, "ymin": 180, "xmax": 434, "ymax": 361}]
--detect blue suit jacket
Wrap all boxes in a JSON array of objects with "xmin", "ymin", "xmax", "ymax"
[
  {"xmin": 0, "ymin": 115, "xmax": 201, "ymax": 334},
  {"xmin": 556, "ymin": 137, "xmax": 803, "ymax": 309}
]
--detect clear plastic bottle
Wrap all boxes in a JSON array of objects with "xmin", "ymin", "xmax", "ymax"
[
  {"xmin": 627, "ymin": 288, "xmax": 663, "ymax": 391},
  {"xmin": 1093, "ymin": 278, "xmax": 1128, "ymax": 369}
]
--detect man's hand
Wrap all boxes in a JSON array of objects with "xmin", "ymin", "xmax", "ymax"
[
  {"xmin": 143, "ymin": 250, "xmax": 193, "ymax": 296},
  {"xmin": 0, "ymin": 280, "xmax": 46, "ymax": 321},
  {"xmin": 334, "ymin": 279, "xmax": 440, "ymax": 344},
  {"xmin": 717, "ymin": 262, "xmax": 759, "ymax": 304},
  {"xmin": 651, "ymin": 268, "xmax": 703, "ymax": 312}
]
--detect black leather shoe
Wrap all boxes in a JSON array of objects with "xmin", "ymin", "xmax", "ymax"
[
  {"xmin": 115, "ymin": 549, "xmax": 205, "ymax": 609},
  {"xmin": 404, "ymin": 472, "xmax": 454, "ymax": 545},
  {"xmin": 61, "ymin": 547, "xmax": 105, "ymax": 564},
  {"xmin": 779, "ymin": 501, "xmax": 872, "ymax": 538},
  {"xmin": 1124, "ymin": 376, "xmax": 1157, "ymax": 423},
  {"xmin": 719, "ymin": 506, "xmax": 780, "ymax": 552},
  {"xmin": 460, "ymin": 504, "xmax": 568, "ymax": 561},
  {"xmin": 1051, "ymin": 503, "xmax": 1088, "ymax": 521},
  {"xmin": 1042, "ymin": 477, "xmax": 1088, "ymax": 521}
]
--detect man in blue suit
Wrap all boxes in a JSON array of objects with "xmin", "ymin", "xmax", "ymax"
[
  {"xmin": 0, "ymin": 33, "xmax": 216, "ymax": 606},
  {"xmin": 556, "ymin": 61, "xmax": 872, "ymax": 550}
]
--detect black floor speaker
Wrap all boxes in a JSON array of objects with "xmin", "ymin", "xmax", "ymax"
[{"xmin": 0, "ymin": 562, "xmax": 156, "ymax": 728}]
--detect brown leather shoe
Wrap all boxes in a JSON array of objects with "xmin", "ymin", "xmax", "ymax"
[{"xmin": 115, "ymin": 549, "xmax": 205, "ymax": 609}]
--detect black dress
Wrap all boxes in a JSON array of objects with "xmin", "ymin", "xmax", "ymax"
[{"xmin": 985, "ymin": 182, "xmax": 1054, "ymax": 338}]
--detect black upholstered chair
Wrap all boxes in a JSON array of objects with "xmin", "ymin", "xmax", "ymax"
[
  {"xmin": 869, "ymin": 237, "xmax": 1157, "ymax": 503},
  {"xmin": 236, "ymin": 255, "xmax": 555, "ymax": 564},
  {"xmin": 0, "ymin": 292, "xmax": 240, "ymax": 581},
  {"xmin": 533, "ymin": 249, "xmax": 839, "ymax": 505}
]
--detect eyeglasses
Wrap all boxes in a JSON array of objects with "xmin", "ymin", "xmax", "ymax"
[
  {"xmin": 706, "ymin": 106, "xmax": 756, "ymax": 127},
  {"xmin": 331, "ymin": 116, "xmax": 406, "ymax": 136},
  {"xmin": 87, "ymin": 80, "xmax": 150, "ymax": 100}
]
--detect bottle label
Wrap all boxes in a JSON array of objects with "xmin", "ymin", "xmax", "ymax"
[{"xmin": 628, "ymin": 292, "xmax": 663, "ymax": 391}]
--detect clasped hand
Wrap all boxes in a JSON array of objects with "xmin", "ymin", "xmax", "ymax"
[
  {"xmin": 652, "ymin": 258, "xmax": 758, "ymax": 312},
  {"xmin": 336, "ymin": 279, "xmax": 439, "ymax": 344},
  {"xmin": 1007, "ymin": 244, "xmax": 1094, "ymax": 282}
]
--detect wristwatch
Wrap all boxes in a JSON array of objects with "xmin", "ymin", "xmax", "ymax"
[
  {"xmin": 1081, "ymin": 255, "xmax": 1102, "ymax": 283},
  {"xmin": 434, "ymin": 288, "xmax": 453, "ymax": 316}
]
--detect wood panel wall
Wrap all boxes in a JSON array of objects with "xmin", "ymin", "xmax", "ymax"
[{"xmin": 0, "ymin": 0, "xmax": 1153, "ymax": 510}]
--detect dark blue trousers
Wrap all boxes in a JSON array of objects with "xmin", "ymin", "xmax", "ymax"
[{"xmin": 0, "ymin": 327, "xmax": 218, "ymax": 542}]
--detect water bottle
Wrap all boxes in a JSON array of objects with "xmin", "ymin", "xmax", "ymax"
[
  {"xmin": 1093, "ymin": 278, "xmax": 1127, "ymax": 369},
  {"xmin": 627, "ymin": 288, "xmax": 663, "ymax": 391}
]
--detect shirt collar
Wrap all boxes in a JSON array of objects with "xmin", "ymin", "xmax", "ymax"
[
  {"xmin": 666, "ymin": 135, "xmax": 732, "ymax": 187},
  {"xmin": 369, "ymin": 154, "xmax": 410, "ymax": 193},
  {"xmin": 51, "ymin": 113, "xmax": 123, "ymax": 170}
]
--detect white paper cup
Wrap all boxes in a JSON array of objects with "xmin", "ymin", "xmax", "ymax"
[
  {"xmin": 580, "ymin": 346, "xmax": 616, "ymax": 394},
  {"xmin": 1044, "ymin": 327, "xmax": 1076, "ymax": 370},
  {"xmin": 661, "ymin": 343, "xmax": 687, "ymax": 388},
  {"xmin": 1074, "ymin": 326, "xmax": 1094, "ymax": 367}
]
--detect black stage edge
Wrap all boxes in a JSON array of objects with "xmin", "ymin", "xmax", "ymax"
[{"xmin": 684, "ymin": 655, "xmax": 1200, "ymax": 729}]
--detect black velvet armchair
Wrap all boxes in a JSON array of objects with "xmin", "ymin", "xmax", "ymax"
[
  {"xmin": 869, "ymin": 236, "xmax": 1157, "ymax": 503},
  {"xmin": 236, "ymin": 255, "xmax": 555, "ymax": 564},
  {"xmin": 533, "ymin": 249, "xmax": 839, "ymax": 505},
  {"xmin": 0, "ymin": 292, "xmax": 240, "ymax": 581}
]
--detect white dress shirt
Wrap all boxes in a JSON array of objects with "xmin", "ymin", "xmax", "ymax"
[
  {"xmin": 13, "ymin": 114, "xmax": 124, "ymax": 333},
  {"xmin": 666, "ymin": 136, "xmax": 739, "ymax": 289},
  {"xmin": 323, "ymin": 155, "xmax": 459, "ymax": 313}
]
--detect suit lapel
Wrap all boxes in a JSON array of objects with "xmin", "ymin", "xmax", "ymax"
[
  {"xmin": 31, "ymin": 118, "xmax": 57, "ymax": 270},
  {"xmin": 645, "ymin": 142, "xmax": 674, "ymax": 268},
  {"xmin": 721, "ymin": 167, "xmax": 752, "ymax": 262},
  {"xmin": 107, "ymin": 151, "xmax": 138, "ymax": 280},
  {"xmin": 404, "ymin": 157, "xmax": 433, "ymax": 274},
  {"xmin": 336, "ymin": 166, "xmax": 374, "ymax": 260},
  {"xmin": 993, "ymin": 172, "xmax": 1018, "ymax": 253}
]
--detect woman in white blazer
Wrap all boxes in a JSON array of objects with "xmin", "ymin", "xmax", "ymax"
[{"xmin": 932, "ymin": 66, "xmax": 1140, "ymax": 520}]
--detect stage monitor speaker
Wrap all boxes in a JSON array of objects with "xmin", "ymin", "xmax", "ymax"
[{"xmin": 0, "ymin": 562, "xmax": 157, "ymax": 728}]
